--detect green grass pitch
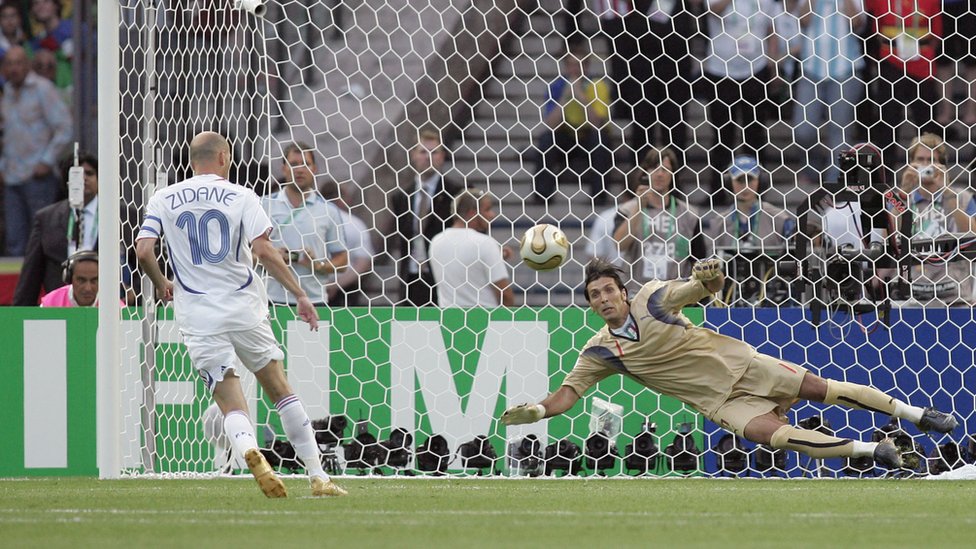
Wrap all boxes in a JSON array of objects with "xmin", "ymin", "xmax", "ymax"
[{"xmin": 2, "ymin": 477, "xmax": 975, "ymax": 548}]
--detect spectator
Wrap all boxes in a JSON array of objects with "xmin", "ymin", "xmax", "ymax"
[
  {"xmin": 261, "ymin": 142, "xmax": 348, "ymax": 307},
  {"xmin": 30, "ymin": 47, "xmax": 70, "ymax": 107},
  {"xmin": 531, "ymin": 41, "xmax": 612, "ymax": 204},
  {"xmin": 30, "ymin": 46, "xmax": 54, "ymax": 81},
  {"xmin": 937, "ymin": 0, "xmax": 976, "ymax": 128},
  {"xmin": 429, "ymin": 189, "xmax": 514, "ymax": 308},
  {"xmin": 898, "ymin": 132, "xmax": 948, "ymax": 185},
  {"xmin": 865, "ymin": 0, "xmax": 941, "ymax": 170},
  {"xmin": 898, "ymin": 134, "xmax": 976, "ymax": 305},
  {"xmin": 388, "ymin": 127, "xmax": 463, "ymax": 307},
  {"xmin": 12, "ymin": 153, "xmax": 140, "ymax": 306},
  {"xmin": 28, "ymin": 0, "xmax": 72, "ymax": 90},
  {"xmin": 612, "ymin": 147, "xmax": 708, "ymax": 286},
  {"xmin": 791, "ymin": 0, "xmax": 867, "ymax": 185},
  {"xmin": 590, "ymin": 1, "xmax": 697, "ymax": 163},
  {"xmin": 0, "ymin": 2, "xmax": 25, "ymax": 59},
  {"xmin": 702, "ymin": 0, "xmax": 783, "ymax": 207},
  {"xmin": 705, "ymin": 156, "xmax": 797, "ymax": 304},
  {"xmin": 707, "ymin": 157, "xmax": 797, "ymax": 250},
  {"xmin": 319, "ymin": 180, "xmax": 373, "ymax": 307},
  {"xmin": 38, "ymin": 250, "xmax": 116, "ymax": 307},
  {"xmin": 1, "ymin": 45, "xmax": 72, "ymax": 256}
]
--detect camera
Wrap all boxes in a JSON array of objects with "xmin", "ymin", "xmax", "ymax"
[
  {"xmin": 624, "ymin": 418, "xmax": 659, "ymax": 475},
  {"xmin": 416, "ymin": 434, "xmax": 450, "ymax": 475},
  {"xmin": 458, "ymin": 435, "xmax": 499, "ymax": 474},
  {"xmin": 918, "ymin": 164, "xmax": 935, "ymax": 180},
  {"xmin": 342, "ymin": 420, "xmax": 382, "ymax": 474},
  {"xmin": 312, "ymin": 415, "xmax": 347, "ymax": 475},
  {"xmin": 508, "ymin": 434, "xmax": 543, "ymax": 477},
  {"xmin": 544, "ymin": 439, "xmax": 582, "ymax": 476},
  {"xmin": 794, "ymin": 145, "xmax": 913, "ymax": 325},
  {"xmin": 584, "ymin": 432, "xmax": 619, "ymax": 475},
  {"xmin": 379, "ymin": 427, "xmax": 413, "ymax": 470},
  {"xmin": 663, "ymin": 422, "xmax": 700, "ymax": 473}
]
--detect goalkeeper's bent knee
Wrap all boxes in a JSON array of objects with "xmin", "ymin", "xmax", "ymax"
[
  {"xmin": 769, "ymin": 424, "xmax": 854, "ymax": 459},
  {"xmin": 823, "ymin": 380, "xmax": 897, "ymax": 416}
]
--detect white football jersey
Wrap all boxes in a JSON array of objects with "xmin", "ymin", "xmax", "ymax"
[
  {"xmin": 429, "ymin": 227, "xmax": 508, "ymax": 307},
  {"xmin": 137, "ymin": 174, "xmax": 273, "ymax": 335}
]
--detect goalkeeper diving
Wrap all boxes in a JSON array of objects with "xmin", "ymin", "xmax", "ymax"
[{"xmin": 502, "ymin": 257, "xmax": 958, "ymax": 468}]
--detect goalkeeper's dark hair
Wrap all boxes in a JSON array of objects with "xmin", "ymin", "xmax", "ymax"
[{"xmin": 583, "ymin": 258, "xmax": 626, "ymax": 302}]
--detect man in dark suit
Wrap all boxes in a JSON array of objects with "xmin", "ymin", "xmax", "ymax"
[
  {"xmin": 388, "ymin": 127, "xmax": 463, "ymax": 306},
  {"xmin": 13, "ymin": 154, "xmax": 140, "ymax": 305}
]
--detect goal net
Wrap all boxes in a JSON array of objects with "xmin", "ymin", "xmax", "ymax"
[{"xmin": 107, "ymin": 0, "xmax": 974, "ymax": 479}]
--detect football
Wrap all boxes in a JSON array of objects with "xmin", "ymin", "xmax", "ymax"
[{"xmin": 519, "ymin": 223, "xmax": 569, "ymax": 271}]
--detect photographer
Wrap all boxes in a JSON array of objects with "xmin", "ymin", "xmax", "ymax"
[
  {"xmin": 261, "ymin": 142, "xmax": 348, "ymax": 306},
  {"xmin": 898, "ymin": 134, "xmax": 976, "ymax": 305},
  {"xmin": 704, "ymin": 157, "xmax": 796, "ymax": 305}
]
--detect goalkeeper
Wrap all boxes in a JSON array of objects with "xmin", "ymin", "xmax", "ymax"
[{"xmin": 502, "ymin": 257, "xmax": 958, "ymax": 468}]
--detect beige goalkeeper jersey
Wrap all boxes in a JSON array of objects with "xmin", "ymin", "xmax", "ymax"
[{"xmin": 563, "ymin": 279, "xmax": 759, "ymax": 417}]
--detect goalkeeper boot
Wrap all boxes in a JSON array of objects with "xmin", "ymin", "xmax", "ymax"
[
  {"xmin": 915, "ymin": 407, "xmax": 958, "ymax": 434},
  {"xmin": 311, "ymin": 476, "xmax": 348, "ymax": 497},
  {"xmin": 872, "ymin": 439, "xmax": 904, "ymax": 469},
  {"xmin": 244, "ymin": 448, "xmax": 288, "ymax": 498}
]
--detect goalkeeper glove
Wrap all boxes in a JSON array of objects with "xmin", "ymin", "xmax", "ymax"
[
  {"xmin": 501, "ymin": 403, "xmax": 546, "ymax": 426},
  {"xmin": 692, "ymin": 258, "xmax": 723, "ymax": 283}
]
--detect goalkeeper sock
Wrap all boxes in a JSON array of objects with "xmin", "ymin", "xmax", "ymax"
[
  {"xmin": 823, "ymin": 380, "xmax": 898, "ymax": 416},
  {"xmin": 769, "ymin": 425, "xmax": 855, "ymax": 459},
  {"xmin": 276, "ymin": 395, "xmax": 329, "ymax": 480},
  {"xmin": 223, "ymin": 410, "xmax": 259, "ymax": 459},
  {"xmin": 851, "ymin": 440, "xmax": 878, "ymax": 458},
  {"xmin": 892, "ymin": 401, "xmax": 924, "ymax": 424}
]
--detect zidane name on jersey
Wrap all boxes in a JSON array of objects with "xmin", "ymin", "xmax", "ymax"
[{"xmin": 138, "ymin": 174, "xmax": 275, "ymax": 336}]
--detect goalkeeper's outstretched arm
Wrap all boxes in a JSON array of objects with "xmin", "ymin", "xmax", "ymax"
[{"xmin": 501, "ymin": 386, "xmax": 579, "ymax": 425}]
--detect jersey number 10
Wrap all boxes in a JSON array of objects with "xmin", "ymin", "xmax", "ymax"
[{"xmin": 176, "ymin": 210, "xmax": 231, "ymax": 265}]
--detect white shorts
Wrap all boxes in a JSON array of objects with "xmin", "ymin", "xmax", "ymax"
[{"xmin": 182, "ymin": 321, "xmax": 285, "ymax": 392}]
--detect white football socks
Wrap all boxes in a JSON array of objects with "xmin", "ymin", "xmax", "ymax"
[
  {"xmin": 851, "ymin": 440, "xmax": 878, "ymax": 458},
  {"xmin": 893, "ymin": 400, "xmax": 924, "ymax": 424},
  {"xmin": 223, "ymin": 410, "xmax": 259, "ymax": 458},
  {"xmin": 276, "ymin": 395, "xmax": 329, "ymax": 480}
]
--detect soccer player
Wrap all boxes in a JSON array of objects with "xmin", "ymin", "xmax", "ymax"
[
  {"xmin": 501, "ymin": 257, "xmax": 959, "ymax": 469},
  {"xmin": 135, "ymin": 131, "xmax": 346, "ymax": 498}
]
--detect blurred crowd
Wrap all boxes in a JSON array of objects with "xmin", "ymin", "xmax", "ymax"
[{"xmin": 2, "ymin": 1, "xmax": 976, "ymax": 309}]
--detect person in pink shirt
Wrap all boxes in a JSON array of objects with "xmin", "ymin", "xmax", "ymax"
[{"xmin": 40, "ymin": 250, "xmax": 99, "ymax": 307}]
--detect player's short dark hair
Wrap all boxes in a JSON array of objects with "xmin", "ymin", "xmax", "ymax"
[
  {"xmin": 282, "ymin": 141, "xmax": 315, "ymax": 164},
  {"xmin": 453, "ymin": 188, "xmax": 487, "ymax": 218},
  {"xmin": 583, "ymin": 258, "xmax": 626, "ymax": 302}
]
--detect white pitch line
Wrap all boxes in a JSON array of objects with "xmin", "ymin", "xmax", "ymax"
[{"xmin": 0, "ymin": 507, "xmax": 971, "ymax": 523}]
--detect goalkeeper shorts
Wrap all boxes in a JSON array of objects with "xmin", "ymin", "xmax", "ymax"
[
  {"xmin": 709, "ymin": 354, "xmax": 807, "ymax": 436},
  {"xmin": 182, "ymin": 321, "xmax": 285, "ymax": 392}
]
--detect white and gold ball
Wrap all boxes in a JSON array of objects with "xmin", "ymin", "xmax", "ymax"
[{"xmin": 519, "ymin": 223, "xmax": 569, "ymax": 271}]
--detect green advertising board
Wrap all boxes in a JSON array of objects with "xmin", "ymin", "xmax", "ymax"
[{"xmin": 0, "ymin": 307, "xmax": 702, "ymax": 477}]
